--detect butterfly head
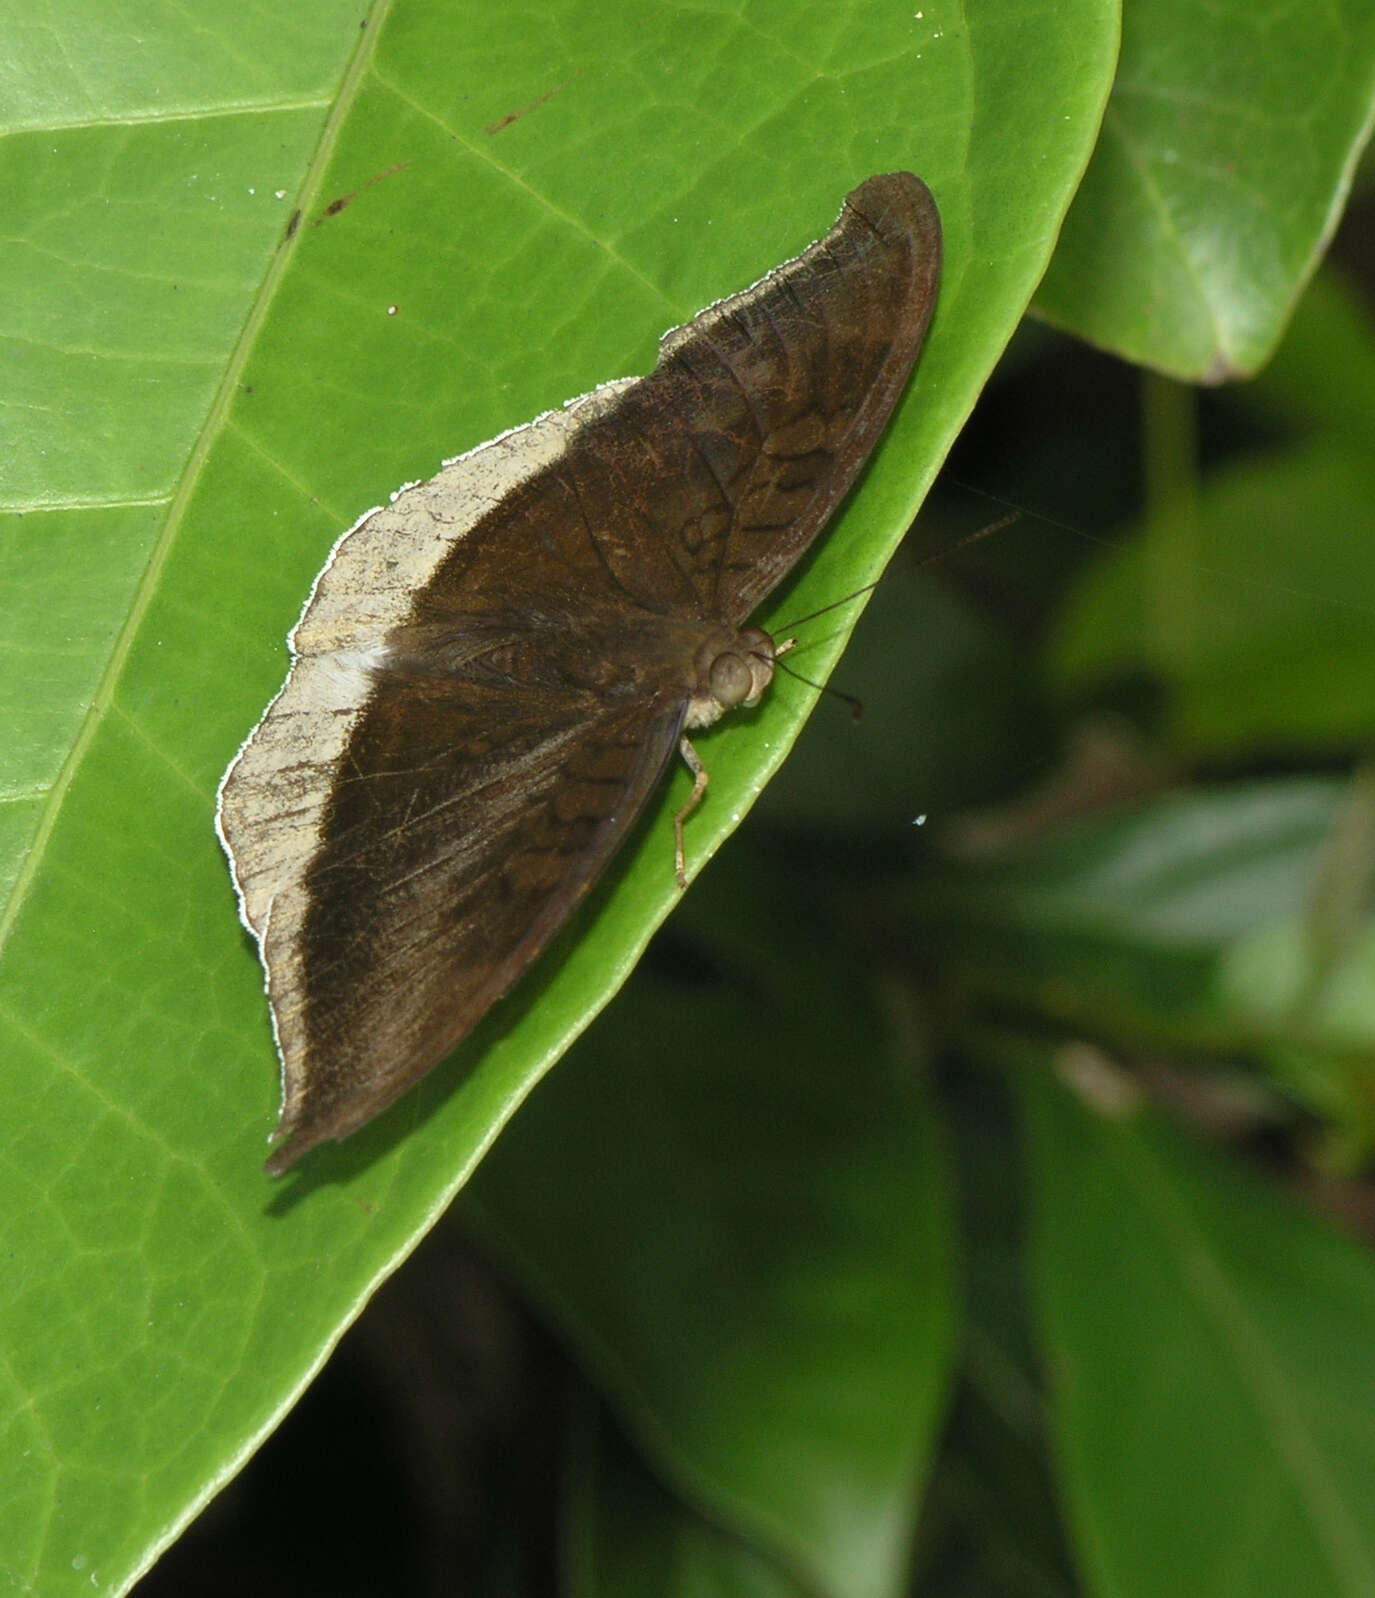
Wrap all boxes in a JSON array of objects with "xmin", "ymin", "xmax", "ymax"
[{"xmin": 685, "ymin": 626, "xmax": 776, "ymax": 730}]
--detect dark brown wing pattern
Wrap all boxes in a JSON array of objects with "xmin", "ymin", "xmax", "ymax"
[
  {"xmin": 286, "ymin": 676, "xmax": 685, "ymax": 1169},
  {"xmin": 575, "ymin": 172, "xmax": 941, "ymax": 624},
  {"xmin": 217, "ymin": 173, "xmax": 942, "ymax": 1172}
]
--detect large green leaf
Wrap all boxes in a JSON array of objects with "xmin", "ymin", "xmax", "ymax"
[
  {"xmin": 1019, "ymin": 1065, "xmax": 1375, "ymax": 1598},
  {"xmin": 1035, "ymin": 0, "xmax": 1375, "ymax": 380},
  {"xmin": 465, "ymin": 843, "xmax": 955, "ymax": 1598},
  {"xmin": 0, "ymin": 0, "xmax": 1117, "ymax": 1592}
]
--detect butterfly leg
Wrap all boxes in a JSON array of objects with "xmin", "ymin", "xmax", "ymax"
[{"xmin": 674, "ymin": 735, "xmax": 709, "ymax": 889}]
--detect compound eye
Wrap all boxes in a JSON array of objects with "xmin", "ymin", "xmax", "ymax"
[{"xmin": 709, "ymin": 651, "xmax": 755, "ymax": 709}]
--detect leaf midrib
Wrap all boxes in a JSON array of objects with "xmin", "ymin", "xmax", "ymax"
[{"xmin": 0, "ymin": 0, "xmax": 398, "ymax": 955}]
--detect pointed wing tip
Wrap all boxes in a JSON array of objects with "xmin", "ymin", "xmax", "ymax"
[
  {"xmin": 263, "ymin": 1132, "xmax": 310, "ymax": 1178},
  {"xmin": 263, "ymin": 1101, "xmax": 336, "ymax": 1177},
  {"xmin": 262, "ymin": 1061, "xmax": 423, "ymax": 1176}
]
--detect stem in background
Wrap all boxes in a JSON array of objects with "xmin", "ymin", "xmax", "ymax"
[{"xmin": 1141, "ymin": 370, "xmax": 1200, "ymax": 711}]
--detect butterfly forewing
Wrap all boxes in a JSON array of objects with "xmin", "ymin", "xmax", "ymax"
[{"xmin": 577, "ymin": 175, "xmax": 941, "ymax": 624}]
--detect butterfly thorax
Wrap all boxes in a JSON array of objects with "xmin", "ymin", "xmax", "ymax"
[{"xmin": 684, "ymin": 625, "xmax": 775, "ymax": 730}]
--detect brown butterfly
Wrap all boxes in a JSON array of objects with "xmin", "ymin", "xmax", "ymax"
[{"xmin": 217, "ymin": 172, "xmax": 942, "ymax": 1173}]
